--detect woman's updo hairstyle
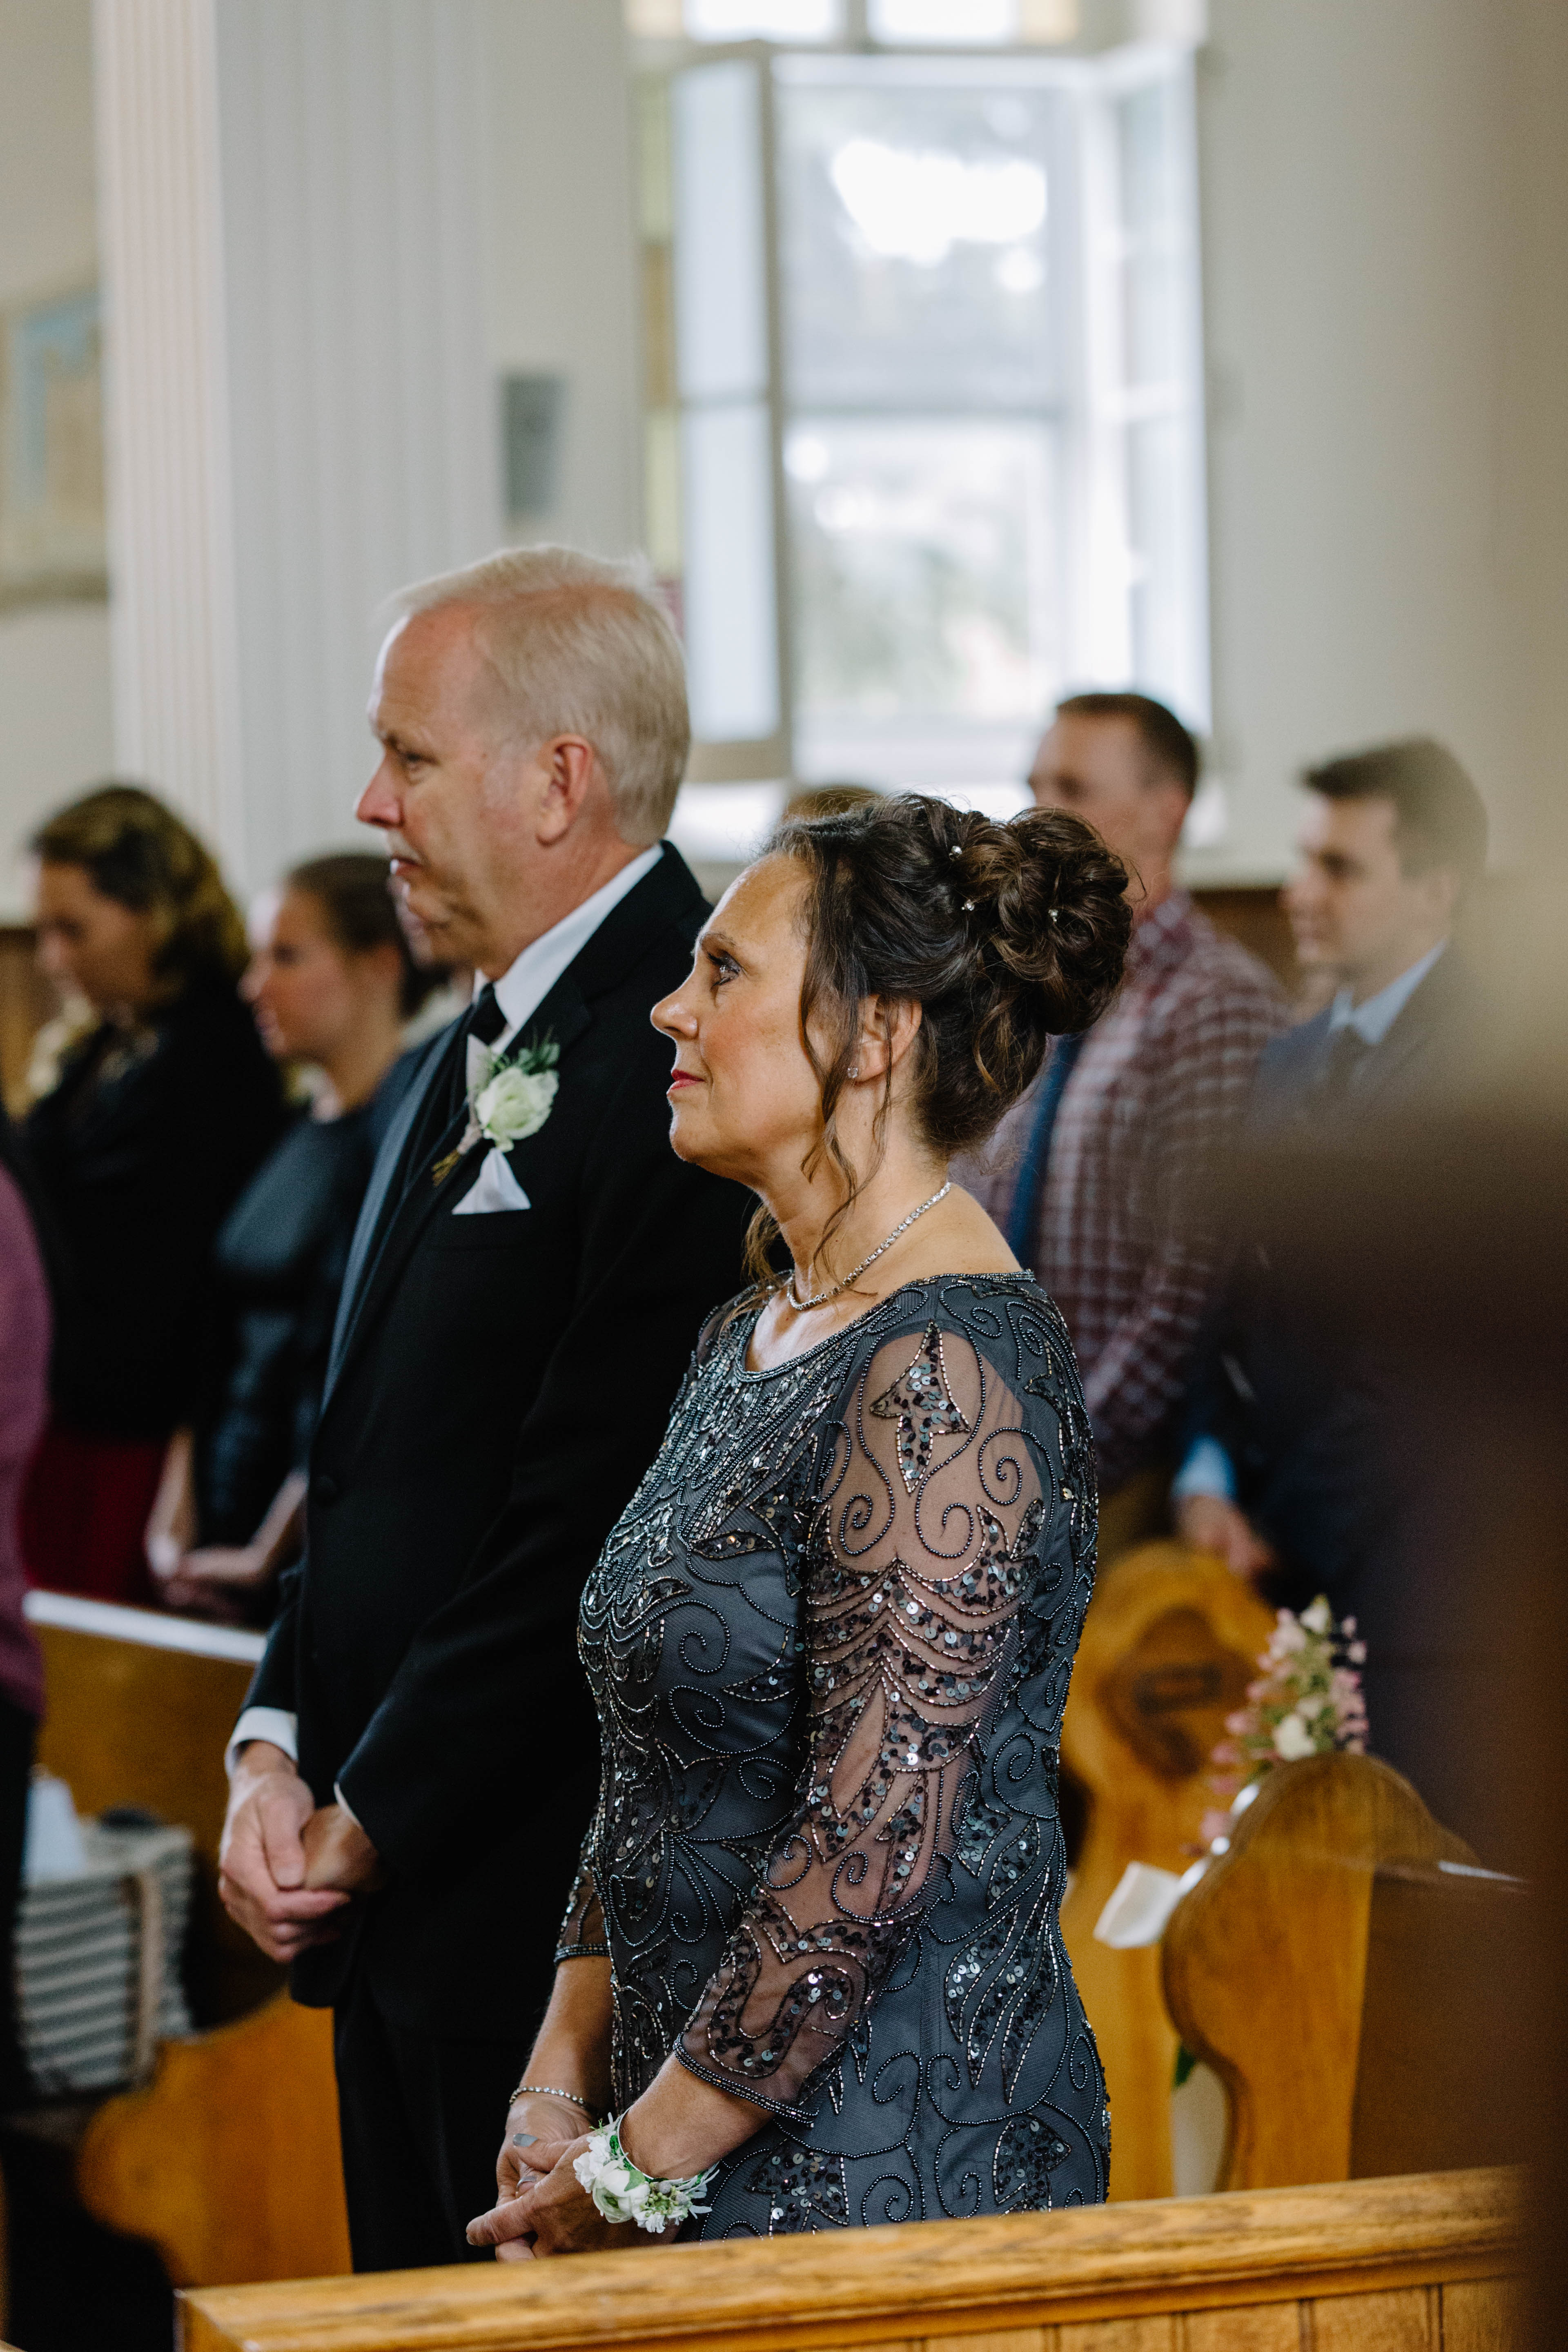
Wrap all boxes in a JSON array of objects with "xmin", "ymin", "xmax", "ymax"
[
  {"xmin": 284, "ymin": 853, "xmax": 445, "ymax": 1020},
  {"xmin": 765, "ymin": 791, "xmax": 1129, "ymax": 1247}
]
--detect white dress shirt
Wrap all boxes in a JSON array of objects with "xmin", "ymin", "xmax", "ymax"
[
  {"xmin": 227, "ymin": 844, "xmax": 666, "ymax": 1785},
  {"xmin": 1172, "ymin": 938, "xmax": 1449, "ymax": 1508}
]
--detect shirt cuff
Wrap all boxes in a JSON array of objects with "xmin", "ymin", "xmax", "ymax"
[
  {"xmin": 225, "ymin": 1706, "xmax": 299, "ymax": 1779},
  {"xmin": 332, "ymin": 1780, "xmax": 365, "ymax": 1832},
  {"xmin": 1171, "ymin": 1437, "xmax": 1238, "ymax": 1504}
]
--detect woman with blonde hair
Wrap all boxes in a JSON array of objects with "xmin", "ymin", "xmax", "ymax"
[{"xmin": 20, "ymin": 784, "xmax": 285, "ymax": 1604}]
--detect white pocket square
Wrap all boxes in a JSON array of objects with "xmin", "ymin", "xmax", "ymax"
[{"xmin": 452, "ymin": 1148, "xmax": 532, "ymax": 1216}]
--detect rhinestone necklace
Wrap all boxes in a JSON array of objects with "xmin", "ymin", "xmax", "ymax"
[{"xmin": 786, "ymin": 1182, "xmax": 952, "ymax": 1313}]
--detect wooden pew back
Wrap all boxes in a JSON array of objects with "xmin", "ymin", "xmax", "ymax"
[
  {"xmin": 22, "ymin": 1592, "xmax": 348, "ymax": 2287},
  {"xmin": 1059, "ymin": 1542, "xmax": 1276, "ymax": 2200},
  {"xmin": 179, "ymin": 2166, "xmax": 1524, "ymax": 2352},
  {"xmin": 1162, "ymin": 1751, "xmax": 1527, "ymax": 2191}
]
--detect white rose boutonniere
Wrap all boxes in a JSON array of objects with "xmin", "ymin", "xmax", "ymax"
[
  {"xmin": 474, "ymin": 1057, "xmax": 558, "ymax": 1149},
  {"xmin": 434, "ymin": 1032, "xmax": 561, "ymax": 1187}
]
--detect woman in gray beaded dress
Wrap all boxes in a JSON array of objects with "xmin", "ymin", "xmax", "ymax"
[{"xmin": 469, "ymin": 791, "xmax": 1131, "ymax": 2255}]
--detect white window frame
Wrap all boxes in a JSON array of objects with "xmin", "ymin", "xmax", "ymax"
[{"xmin": 644, "ymin": 33, "xmax": 1209, "ymax": 795}]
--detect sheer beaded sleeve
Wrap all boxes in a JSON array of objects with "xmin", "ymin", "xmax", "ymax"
[
  {"xmin": 556, "ymin": 1846, "xmax": 609, "ymax": 1961},
  {"xmin": 676, "ymin": 1320, "xmax": 1042, "ymax": 2118}
]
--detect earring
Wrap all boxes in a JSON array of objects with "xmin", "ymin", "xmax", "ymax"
[{"xmin": 849, "ymin": 1063, "xmax": 860, "ymax": 1080}]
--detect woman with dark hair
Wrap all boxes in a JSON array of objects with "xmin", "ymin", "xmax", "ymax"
[
  {"xmin": 20, "ymin": 784, "xmax": 286, "ymax": 1604},
  {"xmin": 468, "ymin": 791, "xmax": 1131, "ymax": 2254},
  {"xmin": 148, "ymin": 854, "xmax": 445, "ymax": 1622}
]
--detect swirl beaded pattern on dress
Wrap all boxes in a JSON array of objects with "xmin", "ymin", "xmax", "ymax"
[{"xmin": 557, "ymin": 1271, "xmax": 1109, "ymax": 2234}]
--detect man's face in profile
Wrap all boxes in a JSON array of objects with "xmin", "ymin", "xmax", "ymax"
[
  {"xmin": 1284, "ymin": 793, "xmax": 1454, "ymax": 993},
  {"xmin": 1029, "ymin": 713, "xmax": 1188, "ymax": 899},
  {"xmin": 358, "ymin": 608, "xmax": 531, "ymax": 973}
]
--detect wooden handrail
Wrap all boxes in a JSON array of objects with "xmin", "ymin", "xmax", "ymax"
[{"xmin": 180, "ymin": 2166, "xmax": 1521, "ymax": 2352}]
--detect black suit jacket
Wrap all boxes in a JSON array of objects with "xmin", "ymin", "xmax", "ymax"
[
  {"xmin": 1186, "ymin": 947, "xmax": 1483, "ymax": 1614},
  {"xmin": 241, "ymin": 847, "xmax": 751, "ymax": 2034}
]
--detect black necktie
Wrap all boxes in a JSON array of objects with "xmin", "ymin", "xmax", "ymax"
[
  {"xmin": 1314, "ymin": 1024, "xmax": 1371, "ymax": 1110},
  {"xmin": 444, "ymin": 984, "xmax": 507, "ymax": 1121}
]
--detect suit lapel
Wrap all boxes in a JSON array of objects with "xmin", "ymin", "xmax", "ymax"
[
  {"xmin": 322, "ymin": 978, "xmax": 593, "ymax": 1409},
  {"xmin": 1355, "ymin": 954, "xmax": 1465, "ymax": 1102},
  {"xmin": 323, "ymin": 1029, "xmax": 456, "ymax": 1399}
]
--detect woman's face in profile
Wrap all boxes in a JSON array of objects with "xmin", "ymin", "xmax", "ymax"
[
  {"xmin": 33, "ymin": 860, "xmax": 161, "ymax": 1016},
  {"xmin": 243, "ymin": 886, "xmax": 382, "ymax": 1066},
  {"xmin": 651, "ymin": 854, "xmax": 825, "ymax": 1191}
]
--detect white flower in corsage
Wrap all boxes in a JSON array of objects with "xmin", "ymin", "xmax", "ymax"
[{"xmin": 572, "ymin": 2118, "xmax": 710, "ymax": 2236}]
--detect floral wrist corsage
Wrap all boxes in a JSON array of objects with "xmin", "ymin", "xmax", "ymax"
[{"xmin": 572, "ymin": 2116, "xmax": 710, "ymax": 2236}]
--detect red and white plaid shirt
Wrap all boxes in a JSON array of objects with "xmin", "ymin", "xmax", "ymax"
[{"xmin": 962, "ymin": 891, "xmax": 1287, "ymax": 1494}]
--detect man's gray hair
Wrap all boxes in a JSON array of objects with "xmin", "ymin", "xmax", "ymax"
[{"xmin": 386, "ymin": 546, "xmax": 690, "ymax": 849}]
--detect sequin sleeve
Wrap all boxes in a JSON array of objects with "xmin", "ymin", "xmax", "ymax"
[
  {"xmin": 675, "ymin": 1321, "xmax": 1040, "ymax": 2118},
  {"xmin": 555, "ymin": 1845, "xmax": 609, "ymax": 1962}
]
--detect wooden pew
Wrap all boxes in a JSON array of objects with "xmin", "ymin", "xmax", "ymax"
[
  {"xmin": 78, "ymin": 1993, "xmax": 350, "ymax": 2286},
  {"xmin": 1163, "ymin": 1751, "xmax": 1528, "ymax": 2192},
  {"xmin": 1058, "ymin": 1541, "xmax": 1275, "ymax": 2201},
  {"xmin": 180, "ymin": 2166, "xmax": 1523, "ymax": 2352},
  {"xmin": 20, "ymin": 1590, "xmax": 351, "ymax": 2285}
]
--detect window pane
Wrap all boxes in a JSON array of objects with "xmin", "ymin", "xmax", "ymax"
[
  {"xmin": 1118, "ymin": 80, "xmax": 1184, "ymax": 391},
  {"xmin": 869, "ymin": 0, "xmax": 1018, "ymax": 41},
  {"xmin": 685, "ymin": 0, "xmax": 842, "ymax": 34},
  {"xmin": 671, "ymin": 62, "xmax": 768, "ymax": 402},
  {"xmin": 778, "ymin": 76, "xmax": 1057, "ymax": 410},
  {"xmin": 683, "ymin": 403, "xmax": 780, "ymax": 740},
  {"xmin": 787, "ymin": 418, "xmax": 1056, "ymax": 779}
]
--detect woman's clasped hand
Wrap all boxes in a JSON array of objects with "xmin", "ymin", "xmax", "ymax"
[{"xmin": 467, "ymin": 2129, "xmax": 617, "ymax": 2262}]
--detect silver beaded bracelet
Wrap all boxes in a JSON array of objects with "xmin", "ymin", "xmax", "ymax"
[
  {"xmin": 508, "ymin": 2082, "xmax": 602, "ymax": 2125},
  {"xmin": 572, "ymin": 2115, "xmax": 711, "ymax": 2236}
]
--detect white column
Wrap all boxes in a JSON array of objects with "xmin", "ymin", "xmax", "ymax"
[
  {"xmin": 93, "ymin": 0, "xmax": 497, "ymax": 893},
  {"xmin": 93, "ymin": 0, "xmax": 244, "ymax": 870}
]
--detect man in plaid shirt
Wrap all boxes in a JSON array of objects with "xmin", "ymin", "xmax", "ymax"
[{"xmin": 964, "ymin": 694, "xmax": 1287, "ymax": 1519}]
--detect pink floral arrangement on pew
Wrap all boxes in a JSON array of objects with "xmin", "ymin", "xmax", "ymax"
[{"xmin": 1200, "ymin": 1595, "xmax": 1369, "ymax": 1850}]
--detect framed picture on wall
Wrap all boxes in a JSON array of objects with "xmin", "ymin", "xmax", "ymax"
[{"xmin": 0, "ymin": 283, "xmax": 108, "ymax": 611}]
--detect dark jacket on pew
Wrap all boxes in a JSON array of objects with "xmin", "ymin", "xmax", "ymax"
[{"xmin": 241, "ymin": 847, "xmax": 751, "ymax": 2038}]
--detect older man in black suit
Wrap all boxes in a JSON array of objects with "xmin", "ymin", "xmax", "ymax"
[{"xmin": 217, "ymin": 548, "xmax": 750, "ymax": 2270}]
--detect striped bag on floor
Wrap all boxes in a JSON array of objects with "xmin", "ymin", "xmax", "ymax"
[{"xmin": 16, "ymin": 1818, "xmax": 195, "ymax": 2096}]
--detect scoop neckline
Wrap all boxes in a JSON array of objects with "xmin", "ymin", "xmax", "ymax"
[{"xmin": 735, "ymin": 1267, "xmax": 1041, "ymax": 1381}]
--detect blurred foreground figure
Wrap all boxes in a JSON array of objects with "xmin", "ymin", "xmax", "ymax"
[
  {"xmin": 20, "ymin": 787, "xmax": 286, "ymax": 1603},
  {"xmin": 147, "ymin": 855, "xmax": 445, "ymax": 1622},
  {"xmin": 216, "ymin": 548, "xmax": 750, "ymax": 2270},
  {"xmin": 963, "ymin": 693, "xmax": 1284, "ymax": 1543},
  {"xmin": 1174, "ymin": 740, "xmax": 1488, "ymax": 1789}
]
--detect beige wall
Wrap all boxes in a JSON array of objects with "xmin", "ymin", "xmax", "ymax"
[
  {"xmin": 1189, "ymin": 0, "xmax": 1568, "ymax": 884},
  {"xmin": 0, "ymin": 0, "xmax": 111, "ymax": 918},
  {"xmin": 478, "ymin": 0, "xmax": 642, "ymax": 562},
  {"xmin": 3, "ymin": 0, "xmax": 1565, "ymax": 906}
]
